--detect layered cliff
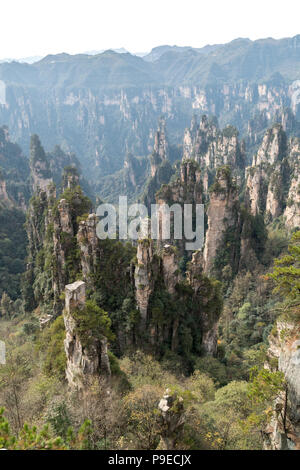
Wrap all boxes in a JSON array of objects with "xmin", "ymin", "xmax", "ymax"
[
  {"xmin": 203, "ymin": 166, "xmax": 240, "ymax": 276},
  {"xmin": 142, "ymin": 120, "xmax": 174, "ymax": 210},
  {"xmin": 284, "ymin": 139, "xmax": 300, "ymax": 228},
  {"xmin": 24, "ymin": 139, "xmax": 92, "ymax": 316},
  {"xmin": 63, "ymin": 280, "xmax": 111, "ymax": 389},
  {"xmin": 265, "ymin": 320, "xmax": 300, "ymax": 450},
  {"xmin": 154, "ymin": 159, "xmax": 202, "ymax": 254},
  {"xmin": 134, "ymin": 237, "xmax": 222, "ymax": 355},
  {"xmin": 183, "ymin": 115, "xmax": 245, "ymax": 170},
  {"xmin": 0, "ymin": 173, "xmax": 13, "ymax": 209},
  {"xmin": 246, "ymin": 125, "xmax": 300, "ymax": 227}
]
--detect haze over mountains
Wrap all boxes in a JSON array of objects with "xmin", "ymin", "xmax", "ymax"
[{"xmin": 0, "ymin": 34, "xmax": 300, "ymax": 194}]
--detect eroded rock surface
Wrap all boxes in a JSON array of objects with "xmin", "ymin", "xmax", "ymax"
[{"xmin": 63, "ymin": 280, "xmax": 111, "ymax": 389}]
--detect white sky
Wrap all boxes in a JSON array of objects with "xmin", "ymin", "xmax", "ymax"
[{"xmin": 1, "ymin": 0, "xmax": 299, "ymax": 59}]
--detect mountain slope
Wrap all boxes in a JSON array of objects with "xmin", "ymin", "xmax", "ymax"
[{"xmin": 0, "ymin": 35, "xmax": 299, "ymax": 183}]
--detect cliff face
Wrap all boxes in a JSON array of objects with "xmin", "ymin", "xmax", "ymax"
[
  {"xmin": 24, "ymin": 139, "xmax": 92, "ymax": 316},
  {"xmin": 77, "ymin": 214, "xmax": 99, "ymax": 281},
  {"xmin": 26, "ymin": 181, "xmax": 87, "ymax": 317},
  {"xmin": 203, "ymin": 167, "xmax": 240, "ymax": 276},
  {"xmin": 0, "ymin": 126, "xmax": 30, "ymax": 209},
  {"xmin": 153, "ymin": 118, "xmax": 169, "ymax": 166},
  {"xmin": 156, "ymin": 159, "xmax": 202, "ymax": 206},
  {"xmin": 266, "ymin": 321, "xmax": 300, "ymax": 450},
  {"xmin": 133, "ymin": 236, "xmax": 222, "ymax": 356},
  {"xmin": 284, "ymin": 139, "xmax": 300, "ymax": 228},
  {"xmin": 30, "ymin": 134, "xmax": 54, "ymax": 195},
  {"xmin": 142, "ymin": 121, "xmax": 174, "ymax": 210},
  {"xmin": 55, "ymin": 194, "xmax": 222, "ymax": 358},
  {"xmin": 154, "ymin": 160, "xmax": 202, "ymax": 254},
  {"xmin": 124, "ymin": 153, "xmax": 148, "ymax": 191},
  {"xmin": 63, "ymin": 280, "xmax": 111, "ymax": 389},
  {"xmin": 187, "ymin": 250, "xmax": 222, "ymax": 355},
  {"xmin": 183, "ymin": 115, "xmax": 245, "ymax": 172},
  {"xmin": 30, "ymin": 136, "xmax": 85, "ymax": 195},
  {"xmin": 246, "ymin": 125, "xmax": 299, "ymax": 227},
  {"xmin": 162, "ymin": 245, "xmax": 182, "ymax": 295},
  {"xmin": 0, "ymin": 130, "xmax": 88, "ymax": 214},
  {"xmin": 134, "ymin": 239, "xmax": 157, "ymax": 325},
  {"xmin": 52, "ymin": 198, "xmax": 74, "ymax": 306},
  {"xmin": 0, "ymin": 176, "xmax": 13, "ymax": 208},
  {"xmin": 134, "ymin": 241, "xmax": 183, "ymax": 321}
]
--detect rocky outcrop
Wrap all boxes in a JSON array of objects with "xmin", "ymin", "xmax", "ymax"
[
  {"xmin": 253, "ymin": 124, "xmax": 286, "ymax": 166},
  {"xmin": 284, "ymin": 139, "xmax": 300, "ymax": 228},
  {"xmin": 284, "ymin": 173, "xmax": 300, "ymax": 229},
  {"xmin": 157, "ymin": 389, "xmax": 185, "ymax": 450},
  {"xmin": 150, "ymin": 119, "xmax": 169, "ymax": 178},
  {"xmin": 238, "ymin": 216, "xmax": 260, "ymax": 272},
  {"xmin": 123, "ymin": 153, "xmax": 147, "ymax": 190},
  {"xmin": 24, "ymin": 146, "xmax": 223, "ymax": 362},
  {"xmin": 134, "ymin": 239, "xmax": 157, "ymax": 325},
  {"xmin": 245, "ymin": 166, "xmax": 265, "ymax": 216},
  {"xmin": 31, "ymin": 160, "xmax": 53, "ymax": 194},
  {"xmin": 30, "ymin": 135, "xmax": 53, "ymax": 195},
  {"xmin": 24, "ymin": 142, "xmax": 90, "ymax": 316},
  {"xmin": 156, "ymin": 159, "xmax": 202, "ymax": 205},
  {"xmin": 24, "ymin": 182, "xmax": 57, "ymax": 313},
  {"xmin": 186, "ymin": 250, "xmax": 204, "ymax": 290},
  {"xmin": 123, "ymin": 153, "xmax": 137, "ymax": 187},
  {"xmin": 246, "ymin": 126, "xmax": 284, "ymax": 218},
  {"xmin": 142, "ymin": 120, "xmax": 174, "ymax": 210},
  {"xmin": 52, "ymin": 198, "xmax": 74, "ymax": 302},
  {"xmin": 252, "ymin": 125, "xmax": 286, "ymax": 220},
  {"xmin": 153, "ymin": 118, "xmax": 169, "ymax": 162},
  {"xmin": 162, "ymin": 245, "xmax": 182, "ymax": 295},
  {"xmin": 265, "ymin": 171, "xmax": 283, "ymax": 220},
  {"xmin": 0, "ymin": 126, "xmax": 30, "ymax": 209},
  {"xmin": 61, "ymin": 166, "xmax": 80, "ymax": 191},
  {"xmin": 0, "ymin": 176, "xmax": 13, "ymax": 208},
  {"xmin": 155, "ymin": 160, "xmax": 202, "ymax": 254},
  {"xmin": 63, "ymin": 280, "xmax": 111, "ymax": 389},
  {"xmin": 275, "ymin": 107, "xmax": 300, "ymax": 135},
  {"xmin": 265, "ymin": 321, "xmax": 300, "ymax": 450},
  {"xmin": 77, "ymin": 214, "xmax": 99, "ymax": 281},
  {"xmin": 183, "ymin": 115, "xmax": 245, "ymax": 172},
  {"xmin": 187, "ymin": 251, "xmax": 221, "ymax": 355},
  {"xmin": 55, "ymin": 199, "xmax": 73, "ymax": 235},
  {"xmin": 30, "ymin": 136, "xmax": 86, "ymax": 197},
  {"xmin": 246, "ymin": 163, "xmax": 283, "ymax": 221},
  {"xmin": 246, "ymin": 126, "xmax": 300, "ymax": 227},
  {"xmin": 203, "ymin": 167, "xmax": 239, "ymax": 276}
]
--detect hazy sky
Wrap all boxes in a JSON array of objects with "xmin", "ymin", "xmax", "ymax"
[{"xmin": 1, "ymin": 0, "xmax": 299, "ymax": 59}]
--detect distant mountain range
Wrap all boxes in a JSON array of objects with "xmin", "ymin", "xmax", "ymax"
[
  {"xmin": 0, "ymin": 34, "xmax": 299, "ymax": 186},
  {"xmin": 1, "ymin": 35, "xmax": 300, "ymax": 86}
]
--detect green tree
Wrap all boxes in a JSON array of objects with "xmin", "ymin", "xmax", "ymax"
[
  {"xmin": 123, "ymin": 384, "xmax": 162, "ymax": 450},
  {"xmin": 0, "ymin": 407, "xmax": 93, "ymax": 450},
  {"xmin": 268, "ymin": 230, "xmax": 300, "ymax": 300},
  {"xmin": 72, "ymin": 300, "xmax": 114, "ymax": 348},
  {"xmin": 0, "ymin": 347, "xmax": 31, "ymax": 431},
  {"xmin": 241, "ymin": 368, "xmax": 286, "ymax": 441}
]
